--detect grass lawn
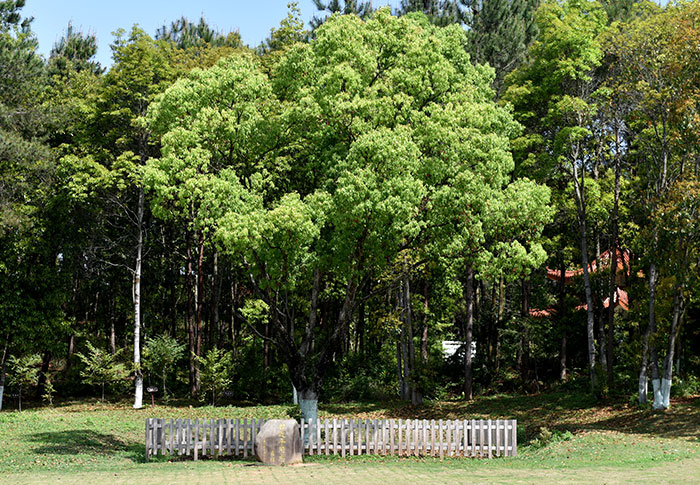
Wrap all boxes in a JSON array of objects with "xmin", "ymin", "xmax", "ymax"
[{"xmin": 1, "ymin": 391, "xmax": 699, "ymax": 484}]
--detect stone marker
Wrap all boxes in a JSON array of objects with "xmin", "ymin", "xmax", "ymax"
[{"xmin": 255, "ymin": 419, "xmax": 303, "ymax": 465}]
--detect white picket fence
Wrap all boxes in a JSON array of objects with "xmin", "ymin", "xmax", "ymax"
[{"xmin": 145, "ymin": 417, "xmax": 517, "ymax": 461}]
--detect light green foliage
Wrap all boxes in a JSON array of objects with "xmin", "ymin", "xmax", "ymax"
[
  {"xmin": 505, "ymin": 0, "xmax": 608, "ymax": 142},
  {"xmin": 196, "ymin": 347, "xmax": 234, "ymax": 406},
  {"xmin": 143, "ymin": 335, "xmax": 185, "ymax": 400},
  {"xmin": 7, "ymin": 354, "xmax": 41, "ymax": 397},
  {"xmin": 145, "ymin": 53, "xmax": 274, "ymax": 234},
  {"xmin": 260, "ymin": 3, "xmax": 308, "ymax": 54},
  {"xmin": 76, "ymin": 342, "xmax": 128, "ymax": 406}
]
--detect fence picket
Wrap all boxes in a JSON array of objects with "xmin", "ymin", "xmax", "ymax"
[
  {"xmin": 316, "ymin": 418, "xmax": 322, "ymax": 455},
  {"xmin": 209, "ymin": 419, "xmax": 215, "ymax": 456}
]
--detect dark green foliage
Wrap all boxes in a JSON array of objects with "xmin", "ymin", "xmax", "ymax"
[
  {"xmin": 396, "ymin": 0, "xmax": 465, "ymax": 26},
  {"xmin": 311, "ymin": 0, "xmax": 374, "ymax": 29},
  {"xmin": 0, "ymin": 0, "xmax": 30, "ymax": 30},
  {"xmin": 155, "ymin": 16, "xmax": 242, "ymax": 49},
  {"xmin": 466, "ymin": 0, "xmax": 539, "ymax": 92},
  {"xmin": 49, "ymin": 22, "xmax": 103, "ymax": 76}
]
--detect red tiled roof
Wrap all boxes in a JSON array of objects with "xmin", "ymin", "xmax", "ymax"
[
  {"xmin": 530, "ymin": 288, "xmax": 629, "ymax": 318},
  {"xmin": 546, "ymin": 248, "xmax": 633, "ymax": 283}
]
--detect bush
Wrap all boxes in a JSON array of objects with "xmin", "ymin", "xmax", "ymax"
[
  {"xmin": 530, "ymin": 426, "xmax": 574, "ymax": 449},
  {"xmin": 143, "ymin": 334, "xmax": 185, "ymax": 402},
  {"xmin": 7, "ymin": 354, "xmax": 41, "ymax": 412},
  {"xmin": 196, "ymin": 347, "xmax": 233, "ymax": 406},
  {"xmin": 76, "ymin": 342, "xmax": 128, "ymax": 408},
  {"xmin": 672, "ymin": 375, "xmax": 700, "ymax": 398}
]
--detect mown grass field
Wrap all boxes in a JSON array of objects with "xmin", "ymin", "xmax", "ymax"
[{"xmin": 1, "ymin": 391, "xmax": 699, "ymax": 484}]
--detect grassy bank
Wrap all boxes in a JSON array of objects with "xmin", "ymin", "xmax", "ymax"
[{"xmin": 1, "ymin": 391, "xmax": 698, "ymax": 483}]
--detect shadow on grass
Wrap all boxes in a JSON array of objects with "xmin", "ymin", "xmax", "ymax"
[
  {"xmin": 322, "ymin": 392, "xmax": 700, "ymax": 443},
  {"xmin": 29, "ymin": 429, "xmax": 144, "ymax": 462}
]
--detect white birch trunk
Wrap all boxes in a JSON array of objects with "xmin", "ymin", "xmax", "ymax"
[
  {"xmin": 638, "ymin": 374, "xmax": 648, "ymax": 404},
  {"xmin": 652, "ymin": 378, "xmax": 663, "ymax": 409},
  {"xmin": 133, "ymin": 188, "xmax": 145, "ymax": 409},
  {"xmin": 0, "ymin": 340, "xmax": 6, "ymax": 411},
  {"xmin": 660, "ymin": 378, "xmax": 672, "ymax": 409},
  {"xmin": 300, "ymin": 389, "xmax": 318, "ymax": 421}
]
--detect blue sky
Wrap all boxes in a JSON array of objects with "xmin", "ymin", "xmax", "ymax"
[{"xmin": 24, "ymin": 1, "xmax": 399, "ymax": 68}]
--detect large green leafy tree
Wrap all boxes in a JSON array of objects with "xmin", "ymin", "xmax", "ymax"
[
  {"xmin": 609, "ymin": 2, "xmax": 700, "ymax": 408},
  {"xmin": 61, "ymin": 27, "xmax": 175, "ymax": 409},
  {"xmin": 504, "ymin": 0, "xmax": 608, "ymax": 391},
  {"xmin": 147, "ymin": 9, "xmax": 550, "ymax": 417}
]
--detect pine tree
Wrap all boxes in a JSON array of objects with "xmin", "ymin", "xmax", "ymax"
[
  {"xmin": 465, "ymin": 0, "xmax": 539, "ymax": 93},
  {"xmin": 310, "ymin": 0, "xmax": 374, "ymax": 30},
  {"xmin": 49, "ymin": 22, "xmax": 103, "ymax": 76},
  {"xmin": 396, "ymin": 0, "xmax": 465, "ymax": 26},
  {"xmin": 155, "ymin": 16, "xmax": 242, "ymax": 49}
]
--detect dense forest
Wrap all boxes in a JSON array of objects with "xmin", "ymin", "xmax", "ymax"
[{"xmin": 1, "ymin": 0, "xmax": 699, "ymax": 419}]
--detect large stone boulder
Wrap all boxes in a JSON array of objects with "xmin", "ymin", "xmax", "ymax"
[{"xmin": 255, "ymin": 419, "xmax": 303, "ymax": 465}]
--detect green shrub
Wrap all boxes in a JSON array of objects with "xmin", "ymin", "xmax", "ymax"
[
  {"xmin": 76, "ymin": 342, "xmax": 128, "ymax": 408},
  {"xmin": 7, "ymin": 354, "xmax": 41, "ymax": 412},
  {"xmin": 530, "ymin": 426, "xmax": 574, "ymax": 449},
  {"xmin": 196, "ymin": 347, "xmax": 233, "ymax": 406},
  {"xmin": 672, "ymin": 375, "xmax": 700, "ymax": 398},
  {"xmin": 143, "ymin": 334, "xmax": 185, "ymax": 402}
]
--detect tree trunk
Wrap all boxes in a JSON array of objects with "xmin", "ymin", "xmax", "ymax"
[
  {"xmin": 67, "ymin": 334, "xmax": 75, "ymax": 370},
  {"xmin": 186, "ymin": 232, "xmax": 197, "ymax": 397},
  {"xmin": 0, "ymin": 337, "xmax": 8, "ymax": 411},
  {"xmin": 657, "ymin": 288, "xmax": 684, "ymax": 410},
  {"xmin": 403, "ymin": 274, "xmax": 422, "ymax": 405},
  {"xmin": 496, "ymin": 275, "xmax": 505, "ymax": 374},
  {"xmin": 572, "ymin": 154, "xmax": 597, "ymax": 392},
  {"xmin": 656, "ymin": 252, "xmax": 687, "ymax": 410},
  {"xmin": 579, "ymin": 216, "xmax": 597, "ymax": 391},
  {"xmin": 464, "ymin": 265, "xmax": 474, "ymax": 400},
  {"xmin": 299, "ymin": 388, "xmax": 318, "ymax": 421},
  {"xmin": 520, "ymin": 278, "xmax": 531, "ymax": 388},
  {"xmin": 397, "ymin": 340, "xmax": 404, "ymax": 400},
  {"xmin": 358, "ymin": 301, "xmax": 365, "ymax": 357},
  {"xmin": 195, "ymin": 231, "xmax": 204, "ymax": 393},
  {"xmin": 37, "ymin": 351, "xmax": 51, "ymax": 399},
  {"xmin": 109, "ymin": 304, "xmax": 116, "ymax": 355},
  {"xmin": 640, "ymin": 262, "xmax": 658, "ymax": 404},
  {"xmin": 598, "ymin": 305, "xmax": 607, "ymax": 369},
  {"xmin": 421, "ymin": 278, "xmax": 429, "ymax": 364},
  {"xmin": 133, "ymin": 187, "xmax": 145, "ymax": 410},
  {"xmin": 607, "ymin": 132, "xmax": 622, "ymax": 390},
  {"xmin": 558, "ymin": 257, "xmax": 567, "ymax": 381}
]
